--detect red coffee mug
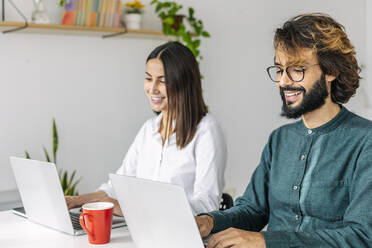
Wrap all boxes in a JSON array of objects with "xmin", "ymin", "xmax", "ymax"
[{"xmin": 79, "ymin": 202, "xmax": 114, "ymax": 244}]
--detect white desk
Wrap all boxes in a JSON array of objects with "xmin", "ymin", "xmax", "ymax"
[{"xmin": 0, "ymin": 210, "xmax": 137, "ymax": 247}]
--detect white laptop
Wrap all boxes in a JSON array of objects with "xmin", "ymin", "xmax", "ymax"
[
  {"xmin": 10, "ymin": 156, "xmax": 126, "ymax": 236},
  {"xmin": 109, "ymin": 173, "xmax": 209, "ymax": 248}
]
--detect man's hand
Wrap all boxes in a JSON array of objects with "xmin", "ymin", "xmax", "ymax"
[
  {"xmin": 195, "ymin": 215, "xmax": 214, "ymax": 237},
  {"xmin": 207, "ymin": 228, "xmax": 266, "ymax": 248}
]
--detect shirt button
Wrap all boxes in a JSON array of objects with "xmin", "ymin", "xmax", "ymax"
[
  {"xmin": 295, "ymin": 215, "xmax": 299, "ymax": 220},
  {"xmin": 300, "ymin": 154, "xmax": 306, "ymax": 160},
  {"xmin": 307, "ymin": 129, "xmax": 313, "ymax": 135},
  {"xmin": 293, "ymin": 186, "xmax": 298, "ymax": 190}
]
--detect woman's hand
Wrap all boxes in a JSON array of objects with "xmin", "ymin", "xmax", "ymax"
[
  {"xmin": 100, "ymin": 196, "xmax": 124, "ymax": 217},
  {"xmin": 65, "ymin": 195, "xmax": 83, "ymax": 210},
  {"xmin": 64, "ymin": 191, "xmax": 108, "ymax": 210}
]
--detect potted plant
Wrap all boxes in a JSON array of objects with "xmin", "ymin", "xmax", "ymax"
[
  {"xmin": 124, "ymin": 0, "xmax": 145, "ymax": 30},
  {"xmin": 31, "ymin": 0, "xmax": 50, "ymax": 24},
  {"xmin": 150, "ymin": 0, "xmax": 210, "ymax": 62},
  {"xmin": 25, "ymin": 119, "xmax": 81, "ymax": 196}
]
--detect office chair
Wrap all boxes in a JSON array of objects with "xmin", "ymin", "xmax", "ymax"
[{"xmin": 219, "ymin": 193, "xmax": 234, "ymax": 210}]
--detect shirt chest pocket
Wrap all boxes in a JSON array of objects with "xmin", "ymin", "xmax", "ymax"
[{"xmin": 306, "ymin": 180, "xmax": 349, "ymax": 221}]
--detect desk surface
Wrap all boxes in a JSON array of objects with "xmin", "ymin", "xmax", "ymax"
[{"xmin": 0, "ymin": 210, "xmax": 137, "ymax": 248}]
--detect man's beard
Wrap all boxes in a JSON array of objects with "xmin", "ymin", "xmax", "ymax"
[{"xmin": 280, "ymin": 74, "xmax": 329, "ymax": 119}]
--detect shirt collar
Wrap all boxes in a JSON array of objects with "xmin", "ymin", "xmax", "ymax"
[
  {"xmin": 150, "ymin": 112, "xmax": 177, "ymax": 136},
  {"xmin": 297, "ymin": 105, "xmax": 350, "ymax": 136},
  {"xmin": 151, "ymin": 112, "xmax": 163, "ymax": 135}
]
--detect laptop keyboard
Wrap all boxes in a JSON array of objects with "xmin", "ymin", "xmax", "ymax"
[
  {"xmin": 69, "ymin": 212, "xmax": 83, "ymax": 230},
  {"xmin": 13, "ymin": 206, "xmax": 125, "ymax": 231}
]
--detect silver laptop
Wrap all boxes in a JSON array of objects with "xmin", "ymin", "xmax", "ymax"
[
  {"xmin": 10, "ymin": 156, "xmax": 126, "ymax": 236},
  {"xmin": 109, "ymin": 173, "xmax": 208, "ymax": 248}
]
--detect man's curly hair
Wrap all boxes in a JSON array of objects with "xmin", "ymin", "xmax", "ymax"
[{"xmin": 274, "ymin": 13, "xmax": 361, "ymax": 104}]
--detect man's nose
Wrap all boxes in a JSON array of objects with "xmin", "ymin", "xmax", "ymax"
[{"xmin": 278, "ymin": 71, "xmax": 293, "ymax": 88}]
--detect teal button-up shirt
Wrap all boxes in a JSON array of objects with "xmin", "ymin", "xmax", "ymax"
[{"xmin": 208, "ymin": 107, "xmax": 372, "ymax": 247}]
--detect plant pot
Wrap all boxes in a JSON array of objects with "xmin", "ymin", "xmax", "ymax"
[
  {"xmin": 171, "ymin": 15, "xmax": 184, "ymax": 31},
  {"xmin": 124, "ymin": 13, "xmax": 142, "ymax": 30},
  {"xmin": 31, "ymin": 0, "xmax": 50, "ymax": 24}
]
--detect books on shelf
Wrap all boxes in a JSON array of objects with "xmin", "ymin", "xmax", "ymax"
[{"xmin": 62, "ymin": 0, "xmax": 122, "ymax": 28}]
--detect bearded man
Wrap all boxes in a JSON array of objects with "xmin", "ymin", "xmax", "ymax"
[{"xmin": 196, "ymin": 13, "xmax": 372, "ymax": 248}]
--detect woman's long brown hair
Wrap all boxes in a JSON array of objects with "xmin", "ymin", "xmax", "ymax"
[{"xmin": 146, "ymin": 42, "xmax": 207, "ymax": 148}]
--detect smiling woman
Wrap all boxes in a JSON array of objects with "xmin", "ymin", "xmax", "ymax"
[
  {"xmin": 144, "ymin": 59, "xmax": 168, "ymax": 117},
  {"xmin": 65, "ymin": 41, "xmax": 227, "ymax": 216},
  {"xmin": 145, "ymin": 42, "xmax": 209, "ymax": 148}
]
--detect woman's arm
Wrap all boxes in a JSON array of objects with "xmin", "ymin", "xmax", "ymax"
[
  {"xmin": 190, "ymin": 120, "xmax": 227, "ymax": 215},
  {"xmin": 65, "ymin": 190, "xmax": 107, "ymax": 209}
]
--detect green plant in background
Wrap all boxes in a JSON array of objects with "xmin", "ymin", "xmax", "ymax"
[
  {"xmin": 58, "ymin": 0, "xmax": 67, "ymax": 7},
  {"xmin": 150, "ymin": 0, "xmax": 210, "ymax": 62},
  {"xmin": 25, "ymin": 118, "xmax": 81, "ymax": 196}
]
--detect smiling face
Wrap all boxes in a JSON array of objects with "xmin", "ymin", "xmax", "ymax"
[
  {"xmin": 144, "ymin": 58, "xmax": 168, "ymax": 114},
  {"xmin": 275, "ymin": 48, "xmax": 334, "ymax": 118}
]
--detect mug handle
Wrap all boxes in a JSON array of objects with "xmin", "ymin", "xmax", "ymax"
[{"xmin": 79, "ymin": 213, "xmax": 95, "ymax": 241}]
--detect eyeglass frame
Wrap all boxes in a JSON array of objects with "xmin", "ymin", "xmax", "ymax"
[{"xmin": 266, "ymin": 64, "xmax": 319, "ymax": 83}]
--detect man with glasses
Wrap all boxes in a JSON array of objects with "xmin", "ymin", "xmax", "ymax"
[{"xmin": 196, "ymin": 13, "xmax": 372, "ymax": 247}]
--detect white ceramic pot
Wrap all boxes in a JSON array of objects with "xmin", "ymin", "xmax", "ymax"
[
  {"xmin": 124, "ymin": 13, "xmax": 142, "ymax": 30},
  {"xmin": 31, "ymin": 0, "xmax": 50, "ymax": 24}
]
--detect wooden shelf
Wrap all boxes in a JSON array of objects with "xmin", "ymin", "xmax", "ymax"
[{"xmin": 0, "ymin": 21, "xmax": 167, "ymax": 39}]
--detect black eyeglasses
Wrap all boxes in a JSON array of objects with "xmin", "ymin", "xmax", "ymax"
[{"xmin": 266, "ymin": 64, "xmax": 319, "ymax": 83}]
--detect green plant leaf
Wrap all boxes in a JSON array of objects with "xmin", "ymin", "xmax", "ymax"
[
  {"xmin": 202, "ymin": 31, "xmax": 210, "ymax": 37},
  {"xmin": 68, "ymin": 185, "xmax": 76, "ymax": 196},
  {"xmin": 150, "ymin": 0, "xmax": 158, "ymax": 5},
  {"xmin": 68, "ymin": 177, "xmax": 82, "ymax": 196},
  {"xmin": 25, "ymin": 151, "xmax": 31, "ymax": 159},
  {"xmin": 52, "ymin": 118, "xmax": 59, "ymax": 164},
  {"xmin": 176, "ymin": 24, "xmax": 186, "ymax": 36},
  {"xmin": 61, "ymin": 170, "xmax": 68, "ymax": 192},
  {"xmin": 163, "ymin": 17, "xmax": 174, "ymax": 25},
  {"xmin": 155, "ymin": 4, "xmax": 163, "ymax": 13},
  {"xmin": 195, "ymin": 26, "xmax": 201, "ymax": 35},
  {"xmin": 43, "ymin": 146, "xmax": 51, "ymax": 162},
  {"xmin": 188, "ymin": 8, "xmax": 194, "ymax": 19},
  {"xmin": 58, "ymin": 168, "xmax": 82, "ymax": 196},
  {"xmin": 159, "ymin": 12, "xmax": 166, "ymax": 19},
  {"xmin": 70, "ymin": 177, "xmax": 82, "ymax": 189},
  {"xmin": 168, "ymin": 9, "xmax": 177, "ymax": 16},
  {"xmin": 194, "ymin": 39, "xmax": 201, "ymax": 48},
  {"xmin": 162, "ymin": 25, "xmax": 168, "ymax": 35},
  {"xmin": 186, "ymin": 43, "xmax": 197, "ymax": 56},
  {"xmin": 169, "ymin": 28, "xmax": 176, "ymax": 35},
  {"xmin": 58, "ymin": 0, "xmax": 66, "ymax": 7},
  {"xmin": 182, "ymin": 31, "xmax": 192, "ymax": 44},
  {"xmin": 69, "ymin": 170, "xmax": 76, "ymax": 186},
  {"xmin": 194, "ymin": 50, "xmax": 200, "ymax": 58}
]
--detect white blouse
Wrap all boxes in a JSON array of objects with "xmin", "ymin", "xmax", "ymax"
[{"xmin": 98, "ymin": 113, "xmax": 227, "ymax": 215}]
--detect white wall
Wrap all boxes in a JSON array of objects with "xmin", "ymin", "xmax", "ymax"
[{"xmin": 0, "ymin": 0, "xmax": 369, "ymax": 206}]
